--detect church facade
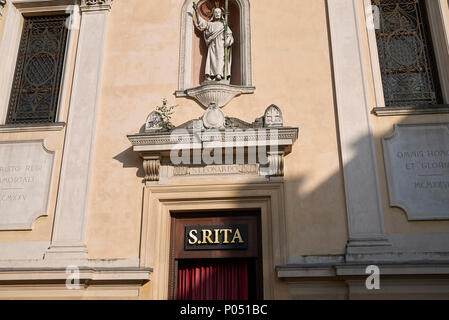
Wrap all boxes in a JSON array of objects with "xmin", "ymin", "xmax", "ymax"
[{"xmin": 0, "ymin": 0, "xmax": 448, "ymax": 299}]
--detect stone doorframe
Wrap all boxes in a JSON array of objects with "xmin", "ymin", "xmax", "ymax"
[{"xmin": 139, "ymin": 182, "xmax": 287, "ymax": 300}]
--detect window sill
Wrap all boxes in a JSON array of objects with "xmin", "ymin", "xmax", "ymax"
[
  {"xmin": 372, "ymin": 105, "xmax": 449, "ymax": 116},
  {"xmin": 0, "ymin": 122, "xmax": 66, "ymax": 133}
]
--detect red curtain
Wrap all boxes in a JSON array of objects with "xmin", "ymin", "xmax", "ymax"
[{"xmin": 177, "ymin": 260, "xmax": 249, "ymax": 300}]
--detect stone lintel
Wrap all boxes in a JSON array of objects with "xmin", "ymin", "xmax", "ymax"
[{"xmin": 128, "ymin": 127, "xmax": 298, "ymax": 181}]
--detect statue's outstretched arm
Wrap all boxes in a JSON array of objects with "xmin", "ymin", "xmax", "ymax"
[{"xmin": 192, "ymin": 2, "xmax": 207, "ymax": 30}]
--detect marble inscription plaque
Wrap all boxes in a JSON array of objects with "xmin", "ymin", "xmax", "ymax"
[
  {"xmin": 0, "ymin": 141, "xmax": 54, "ymax": 230},
  {"xmin": 383, "ymin": 124, "xmax": 449, "ymax": 220}
]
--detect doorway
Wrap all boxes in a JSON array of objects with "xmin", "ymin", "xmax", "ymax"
[{"xmin": 169, "ymin": 211, "xmax": 263, "ymax": 300}]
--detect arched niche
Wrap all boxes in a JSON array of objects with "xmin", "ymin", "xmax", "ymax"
[
  {"xmin": 193, "ymin": 0, "xmax": 241, "ymax": 86},
  {"xmin": 176, "ymin": 0, "xmax": 254, "ymax": 104}
]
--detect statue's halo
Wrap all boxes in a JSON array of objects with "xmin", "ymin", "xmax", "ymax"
[{"xmin": 198, "ymin": 0, "xmax": 226, "ymax": 19}]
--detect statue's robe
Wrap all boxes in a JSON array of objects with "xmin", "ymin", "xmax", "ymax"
[{"xmin": 196, "ymin": 15, "xmax": 234, "ymax": 80}]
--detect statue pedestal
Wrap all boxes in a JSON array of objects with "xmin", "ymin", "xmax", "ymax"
[{"xmin": 176, "ymin": 83, "xmax": 255, "ymax": 109}]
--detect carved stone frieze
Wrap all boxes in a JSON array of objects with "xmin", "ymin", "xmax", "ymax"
[
  {"xmin": 177, "ymin": 116, "xmax": 254, "ymax": 131},
  {"xmin": 174, "ymin": 105, "xmax": 281, "ymax": 131},
  {"xmin": 128, "ymin": 105, "xmax": 298, "ymax": 182},
  {"xmin": 128, "ymin": 127, "xmax": 298, "ymax": 147}
]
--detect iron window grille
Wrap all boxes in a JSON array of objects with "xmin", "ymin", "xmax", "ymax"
[
  {"xmin": 372, "ymin": 0, "xmax": 442, "ymax": 107},
  {"xmin": 6, "ymin": 15, "xmax": 69, "ymax": 124}
]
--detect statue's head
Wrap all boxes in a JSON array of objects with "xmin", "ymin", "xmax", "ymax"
[{"xmin": 212, "ymin": 8, "xmax": 223, "ymax": 21}]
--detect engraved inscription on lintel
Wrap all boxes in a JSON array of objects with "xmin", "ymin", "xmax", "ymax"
[
  {"xmin": 0, "ymin": 141, "xmax": 54, "ymax": 230},
  {"xmin": 383, "ymin": 124, "xmax": 449, "ymax": 220},
  {"xmin": 174, "ymin": 164, "xmax": 259, "ymax": 176}
]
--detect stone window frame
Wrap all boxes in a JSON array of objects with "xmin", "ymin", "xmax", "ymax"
[
  {"xmin": 364, "ymin": 0, "xmax": 449, "ymax": 116},
  {"xmin": 0, "ymin": 0, "xmax": 80, "ymax": 130},
  {"xmin": 176, "ymin": 0, "xmax": 253, "ymax": 93}
]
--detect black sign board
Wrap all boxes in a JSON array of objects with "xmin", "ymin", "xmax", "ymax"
[{"xmin": 184, "ymin": 225, "xmax": 249, "ymax": 250}]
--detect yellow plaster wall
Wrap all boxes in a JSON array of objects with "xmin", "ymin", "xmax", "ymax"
[{"xmin": 86, "ymin": 0, "xmax": 348, "ymax": 260}]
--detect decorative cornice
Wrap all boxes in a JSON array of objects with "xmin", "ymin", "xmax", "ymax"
[
  {"xmin": 0, "ymin": 122, "xmax": 66, "ymax": 133},
  {"xmin": 373, "ymin": 105, "xmax": 449, "ymax": 116},
  {"xmin": 80, "ymin": 0, "xmax": 113, "ymax": 12},
  {"xmin": 128, "ymin": 127, "xmax": 299, "ymax": 147},
  {"xmin": 128, "ymin": 127, "xmax": 298, "ymax": 181}
]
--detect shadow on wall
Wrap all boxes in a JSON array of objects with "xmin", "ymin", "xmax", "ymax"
[
  {"xmin": 113, "ymin": 147, "xmax": 145, "ymax": 179},
  {"xmin": 111, "ymin": 109, "xmax": 449, "ymax": 259}
]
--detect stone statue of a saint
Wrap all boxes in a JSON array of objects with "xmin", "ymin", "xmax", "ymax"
[{"xmin": 193, "ymin": 2, "xmax": 234, "ymax": 82}]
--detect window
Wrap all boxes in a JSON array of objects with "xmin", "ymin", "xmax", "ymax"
[
  {"xmin": 6, "ymin": 15, "xmax": 68, "ymax": 124},
  {"xmin": 372, "ymin": 0, "xmax": 442, "ymax": 107}
]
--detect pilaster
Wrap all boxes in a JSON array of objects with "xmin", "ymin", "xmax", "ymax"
[
  {"xmin": 45, "ymin": 0, "xmax": 113, "ymax": 262},
  {"xmin": 327, "ymin": 0, "xmax": 391, "ymax": 259}
]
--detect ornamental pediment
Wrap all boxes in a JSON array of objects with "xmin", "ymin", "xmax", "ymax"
[{"xmin": 128, "ymin": 105, "xmax": 298, "ymax": 182}]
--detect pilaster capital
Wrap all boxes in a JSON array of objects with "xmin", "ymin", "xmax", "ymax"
[{"xmin": 80, "ymin": 0, "xmax": 113, "ymax": 12}]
